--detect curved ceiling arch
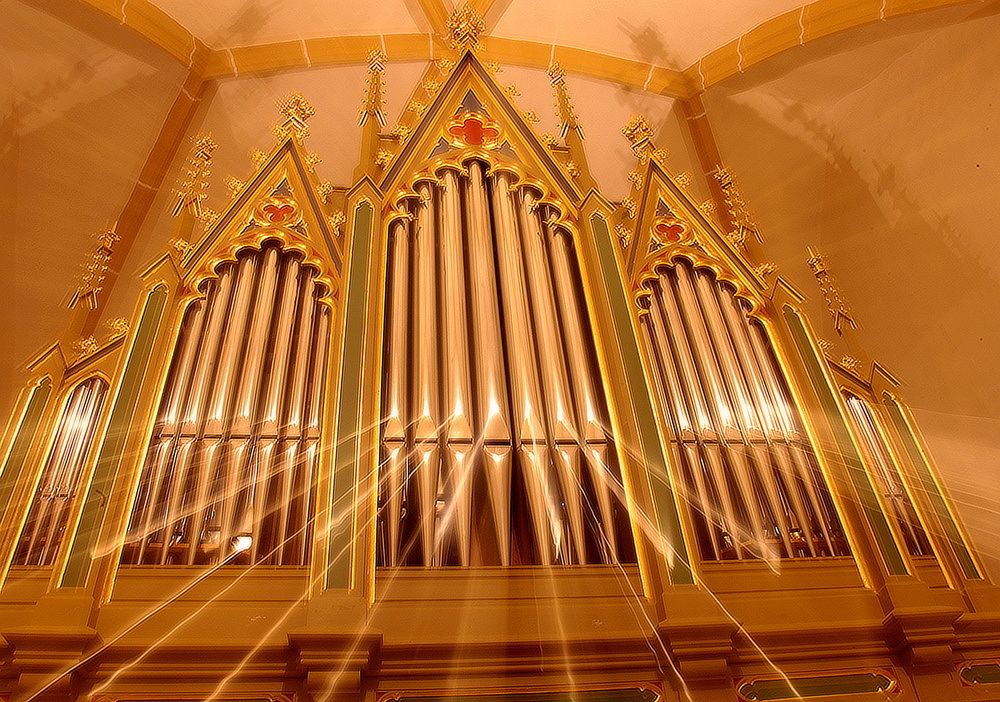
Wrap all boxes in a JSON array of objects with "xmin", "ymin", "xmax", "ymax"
[{"xmin": 63, "ymin": 0, "xmax": 986, "ymax": 97}]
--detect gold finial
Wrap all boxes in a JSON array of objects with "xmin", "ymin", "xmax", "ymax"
[
  {"xmin": 715, "ymin": 167, "xmax": 761, "ymax": 251},
  {"xmin": 807, "ymin": 247, "xmax": 857, "ymax": 335},
  {"xmin": 390, "ymin": 124, "xmax": 412, "ymax": 142},
  {"xmin": 329, "ymin": 211, "xmax": 346, "ymax": 235},
  {"xmin": 447, "ymin": 3, "xmax": 486, "ymax": 49},
  {"xmin": 622, "ymin": 115, "xmax": 662, "ymax": 163},
  {"xmin": 841, "ymin": 355, "xmax": 862, "ymax": 372},
  {"xmin": 250, "ymin": 149, "xmax": 268, "ymax": 167},
  {"xmin": 375, "ymin": 150, "xmax": 394, "ymax": 169},
  {"xmin": 106, "ymin": 317, "xmax": 130, "ymax": 338},
  {"xmin": 753, "ymin": 262, "xmax": 777, "ymax": 279},
  {"xmin": 69, "ymin": 223, "xmax": 118, "ymax": 310},
  {"xmin": 274, "ymin": 92, "xmax": 315, "ymax": 143},
  {"xmin": 172, "ymin": 133, "xmax": 216, "ymax": 218},
  {"xmin": 360, "ymin": 49, "xmax": 387, "ymax": 129},
  {"xmin": 224, "ymin": 177, "xmax": 244, "ymax": 198},
  {"xmin": 72, "ymin": 336, "xmax": 100, "ymax": 361},
  {"xmin": 616, "ymin": 224, "xmax": 632, "ymax": 248},
  {"xmin": 621, "ymin": 197, "xmax": 637, "ymax": 220}
]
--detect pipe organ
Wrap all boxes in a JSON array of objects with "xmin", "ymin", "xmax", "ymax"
[
  {"xmin": 121, "ymin": 242, "xmax": 330, "ymax": 566},
  {"xmin": 843, "ymin": 393, "xmax": 932, "ymax": 557},
  {"xmin": 639, "ymin": 260, "xmax": 848, "ymax": 561},
  {"xmin": 0, "ymin": 53, "xmax": 996, "ymax": 702},
  {"xmin": 377, "ymin": 163, "xmax": 636, "ymax": 567},
  {"xmin": 13, "ymin": 377, "xmax": 107, "ymax": 566}
]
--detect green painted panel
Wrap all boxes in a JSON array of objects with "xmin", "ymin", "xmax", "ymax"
[
  {"xmin": 590, "ymin": 213, "xmax": 693, "ymax": 585},
  {"xmin": 883, "ymin": 396, "xmax": 980, "ymax": 579},
  {"xmin": 326, "ymin": 200, "xmax": 374, "ymax": 589},
  {"xmin": 739, "ymin": 672, "xmax": 894, "ymax": 700},
  {"xmin": 61, "ymin": 285, "xmax": 168, "ymax": 587},
  {"xmin": 961, "ymin": 663, "xmax": 1000, "ymax": 685},
  {"xmin": 0, "ymin": 379, "xmax": 52, "ymax": 512},
  {"xmin": 783, "ymin": 309, "xmax": 908, "ymax": 576}
]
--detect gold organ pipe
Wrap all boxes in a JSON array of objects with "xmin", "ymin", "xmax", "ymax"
[
  {"xmin": 412, "ymin": 184, "xmax": 440, "ymax": 440},
  {"xmin": 484, "ymin": 445, "xmax": 512, "ymax": 566},
  {"xmin": 287, "ymin": 269, "xmax": 317, "ymax": 435},
  {"xmin": 296, "ymin": 440, "xmax": 318, "ymax": 565},
  {"xmin": 412, "ymin": 184, "xmax": 442, "ymax": 564},
  {"xmin": 652, "ymin": 278, "xmax": 714, "ymax": 436},
  {"xmin": 440, "ymin": 169, "xmax": 474, "ymax": 565},
  {"xmin": 130, "ymin": 437, "xmax": 173, "ymax": 564},
  {"xmin": 689, "ymin": 268, "xmax": 779, "ymax": 557},
  {"xmin": 382, "ymin": 220, "xmax": 411, "ymax": 565},
  {"xmin": 205, "ymin": 255, "xmax": 258, "ymax": 435},
  {"xmin": 492, "ymin": 174, "xmax": 546, "ymax": 443},
  {"xmin": 160, "ymin": 302, "xmax": 206, "ymax": 431},
  {"xmin": 545, "ymin": 218, "xmax": 603, "ymax": 439},
  {"xmin": 492, "ymin": 174, "xmax": 562, "ymax": 562},
  {"xmin": 233, "ymin": 247, "xmax": 280, "ymax": 435},
  {"xmin": 516, "ymin": 192, "xmax": 578, "ymax": 439},
  {"xmin": 671, "ymin": 265, "xmax": 767, "ymax": 557},
  {"xmin": 306, "ymin": 305, "xmax": 330, "ymax": 438},
  {"xmin": 383, "ymin": 222, "xmax": 410, "ymax": 442},
  {"xmin": 671, "ymin": 263, "xmax": 738, "ymax": 438},
  {"xmin": 186, "ymin": 440, "xmax": 223, "ymax": 564},
  {"xmin": 520, "ymin": 445, "xmax": 557, "ymax": 564},
  {"xmin": 261, "ymin": 257, "xmax": 302, "ymax": 436},
  {"xmin": 160, "ymin": 437, "xmax": 200, "ymax": 564},
  {"xmin": 465, "ymin": 163, "xmax": 510, "ymax": 441},
  {"xmin": 181, "ymin": 266, "xmax": 235, "ymax": 432},
  {"xmin": 22, "ymin": 384, "xmax": 90, "ymax": 564}
]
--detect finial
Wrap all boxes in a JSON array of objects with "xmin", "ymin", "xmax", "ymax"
[
  {"xmin": 447, "ymin": 3, "xmax": 486, "ymax": 50},
  {"xmin": 69, "ymin": 223, "xmax": 119, "ymax": 310},
  {"xmin": 274, "ymin": 92, "xmax": 315, "ymax": 143},
  {"xmin": 360, "ymin": 49, "xmax": 388, "ymax": 129},
  {"xmin": 715, "ymin": 167, "xmax": 761, "ymax": 252},
  {"xmin": 548, "ymin": 62, "xmax": 583, "ymax": 140},
  {"xmin": 807, "ymin": 247, "xmax": 858, "ymax": 335},
  {"xmin": 172, "ymin": 133, "xmax": 216, "ymax": 218},
  {"xmin": 622, "ymin": 115, "xmax": 666, "ymax": 163}
]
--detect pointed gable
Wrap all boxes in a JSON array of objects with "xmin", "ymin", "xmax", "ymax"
[
  {"xmin": 378, "ymin": 51, "xmax": 582, "ymax": 207},
  {"xmin": 180, "ymin": 137, "xmax": 342, "ymax": 299}
]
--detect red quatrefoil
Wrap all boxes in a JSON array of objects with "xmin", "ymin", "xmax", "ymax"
[
  {"xmin": 448, "ymin": 115, "xmax": 499, "ymax": 147},
  {"xmin": 655, "ymin": 222, "xmax": 685, "ymax": 243},
  {"xmin": 262, "ymin": 203, "xmax": 295, "ymax": 223}
]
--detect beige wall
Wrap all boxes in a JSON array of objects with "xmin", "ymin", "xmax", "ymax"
[
  {"xmin": 703, "ymin": 4, "xmax": 1000, "ymax": 580},
  {"xmin": 0, "ymin": 0, "xmax": 186, "ymax": 422}
]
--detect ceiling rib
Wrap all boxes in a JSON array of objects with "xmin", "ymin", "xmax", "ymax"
[{"xmin": 64, "ymin": 0, "xmax": 986, "ymax": 97}]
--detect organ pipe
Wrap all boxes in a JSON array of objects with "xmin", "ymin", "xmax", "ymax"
[
  {"xmin": 377, "ymin": 164, "xmax": 635, "ymax": 567},
  {"xmin": 122, "ymin": 243, "xmax": 328, "ymax": 566},
  {"xmin": 641, "ymin": 260, "xmax": 848, "ymax": 561},
  {"xmin": 844, "ymin": 393, "xmax": 932, "ymax": 557},
  {"xmin": 14, "ymin": 378, "xmax": 107, "ymax": 566}
]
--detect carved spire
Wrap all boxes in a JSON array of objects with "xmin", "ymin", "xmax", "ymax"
[
  {"xmin": 360, "ymin": 49, "xmax": 387, "ymax": 129},
  {"xmin": 273, "ymin": 91, "xmax": 315, "ymax": 144},
  {"xmin": 447, "ymin": 3, "xmax": 485, "ymax": 50},
  {"xmin": 548, "ymin": 63, "xmax": 582, "ymax": 140},
  {"xmin": 715, "ymin": 167, "xmax": 761, "ymax": 253},
  {"xmin": 807, "ymin": 247, "xmax": 857, "ymax": 335},
  {"xmin": 68, "ymin": 223, "xmax": 119, "ymax": 310},
  {"xmin": 172, "ymin": 133, "xmax": 216, "ymax": 219},
  {"xmin": 547, "ymin": 62, "xmax": 594, "ymax": 191}
]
